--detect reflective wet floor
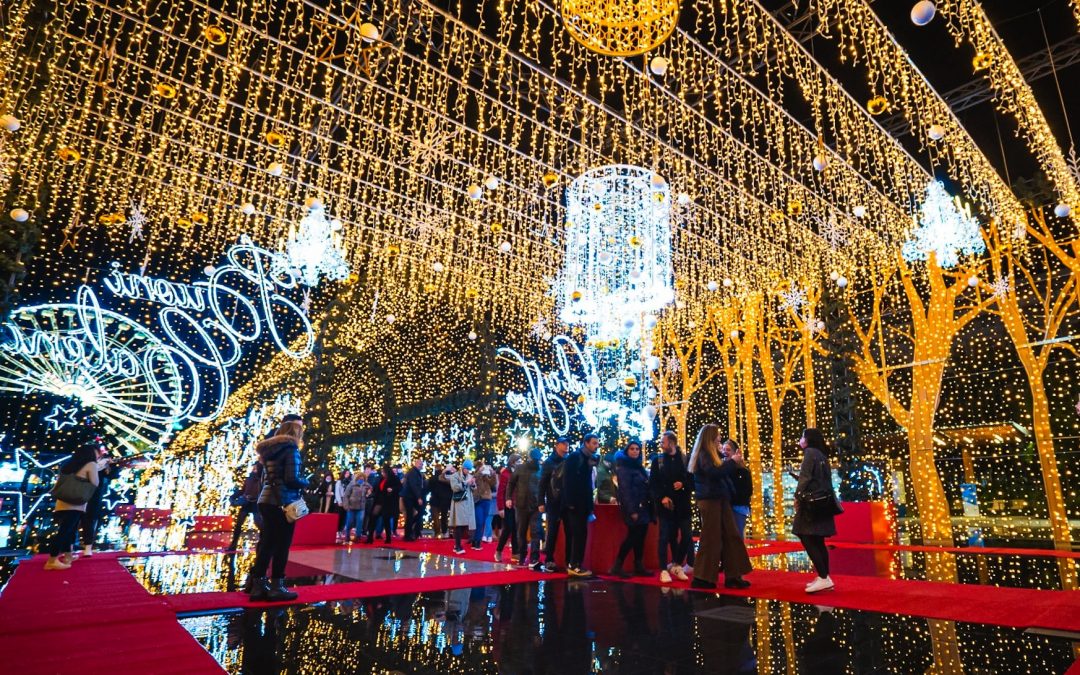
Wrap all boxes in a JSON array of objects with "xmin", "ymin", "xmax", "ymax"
[{"xmin": 181, "ymin": 579, "xmax": 1077, "ymax": 674}]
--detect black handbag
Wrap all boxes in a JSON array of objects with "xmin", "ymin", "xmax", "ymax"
[
  {"xmin": 52, "ymin": 473, "xmax": 97, "ymax": 505},
  {"xmin": 798, "ymin": 489, "xmax": 844, "ymax": 519}
]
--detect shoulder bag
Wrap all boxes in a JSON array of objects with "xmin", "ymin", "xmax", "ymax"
[
  {"xmin": 797, "ymin": 458, "xmax": 843, "ymax": 519},
  {"xmin": 283, "ymin": 498, "xmax": 309, "ymax": 523},
  {"xmin": 52, "ymin": 472, "xmax": 97, "ymax": 505}
]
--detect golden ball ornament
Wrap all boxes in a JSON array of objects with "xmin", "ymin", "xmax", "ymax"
[
  {"xmin": 0, "ymin": 114, "xmax": 20, "ymax": 132},
  {"xmin": 623, "ymin": 376, "xmax": 637, "ymax": 390},
  {"xmin": 203, "ymin": 25, "xmax": 228, "ymax": 45},
  {"xmin": 628, "ymin": 235, "xmax": 641, "ymax": 247},
  {"xmin": 360, "ymin": 22, "xmax": 380, "ymax": 42},
  {"xmin": 571, "ymin": 290, "xmax": 583, "ymax": 302},
  {"xmin": 786, "ymin": 199, "xmax": 803, "ymax": 217},
  {"xmin": 972, "ymin": 52, "xmax": 992, "ymax": 71},
  {"xmin": 490, "ymin": 222, "xmax": 503, "ymax": 234},
  {"xmin": 465, "ymin": 287, "xmax": 479, "ymax": 298},
  {"xmin": 177, "ymin": 216, "xmax": 193, "ymax": 229},
  {"xmin": 191, "ymin": 211, "xmax": 209, "ymax": 226},
  {"xmin": 866, "ymin": 95, "xmax": 888, "ymax": 116},
  {"xmin": 542, "ymin": 171, "xmax": 559, "ymax": 189},
  {"xmin": 154, "ymin": 83, "xmax": 178, "ymax": 99},
  {"xmin": 769, "ymin": 209, "xmax": 784, "ymax": 223},
  {"xmin": 559, "ymin": 0, "xmax": 681, "ymax": 57},
  {"xmin": 423, "ymin": 282, "xmax": 437, "ymax": 293},
  {"xmin": 265, "ymin": 131, "xmax": 286, "ymax": 148},
  {"xmin": 385, "ymin": 244, "xmax": 400, "ymax": 256},
  {"xmin": 57, "ymin": 146, "xmax": 81, "ymax": 163}
]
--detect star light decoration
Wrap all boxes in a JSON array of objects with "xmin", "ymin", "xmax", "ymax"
[
  {"xmin": 279, "ymin": 204, "xmax": 350, "ymax": 287},
  {"xmin": 44, "ymin": 404, "xmax": 79, "ymax": 430},
  {"xmin": 0, "ymin": 446, "xmax": 68, "ymax": 529},
  {"xmin": 902, "ymin": 181, "xmax": 985, "ymax": 268}
]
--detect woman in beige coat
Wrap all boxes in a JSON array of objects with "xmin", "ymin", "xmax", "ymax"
[{"xmin": 45, "ymin": 444, "xmax": 100, "ymax": 570}]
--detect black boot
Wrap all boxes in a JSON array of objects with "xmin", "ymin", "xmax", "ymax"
[
  {"xmin": 241, "ymin": 574, "xmax": 256, "ymax": 594},
  {"xmin": 631, "ymin": 563, "xmax": 649, "ymax": 577},
  {"xmin": 266, "ymin": 578, "xmax": 298, "ymax": 601},
  {"xmin": 607, "ymin": 559, "xmax": 630, "ymax": 578},
  {"xmin": 248, "ymin": 577, "xmax": 270, "ymax": 601}
]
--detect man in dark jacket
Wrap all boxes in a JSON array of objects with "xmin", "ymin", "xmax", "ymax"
[
  {"xmin": 538, "ymin": 436, "xmax": 570, "ymax": 572},
  {"xmin": 427, "ymin": 465, "xmax": 452, "ymax": 538},
  {"xmin": 508, "ymin": 448, "xmax": 544, "ymax": 568},
  {"xmin": 650, "ymin": 431, "xmax": 693, "ymax": 582},
  {"xmin": 401, "ymin": 457, "xmax": 427, "ymax": 541},
  {"xmin": 561, "ymin": 433, "xmax": 599, "ymax": 577}
]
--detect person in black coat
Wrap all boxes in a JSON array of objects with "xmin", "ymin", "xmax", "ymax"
[
  {"xmin": 508, "ymin": 448, "xmax": 544, "ymax": 567},
  {"xmin": 723, "ymin": 439, "xmax": 753, "ymax": 539},
  {"xmin": 609, "ymin": 441, "xmax": 652, "ymax": 578},
  {"xmin": 367, "ymin": 465, "xmax": 403, "ymax": 545},
  {"xmin": 650, "ymin": 431, "xmax": 693, "ymax": 582},
  {"xmin": 538, "ymin": 437, "xmax": 570, "ymax": 571},
  {"xmin": 401, "ymin": 458, "xmax": 428, "ymax": 541},
  {"xmin": 250, "ymin": 420, "xmax": 308, "ymax": 601},
  {"xmin": 792, "ymin": 428, "xmax": 839, "ymax": 594},
  {"xmin": 427, "ymin": 465, "xmax": 452, "ymax": 538},
  {"xmin": 561, "ymin": 434, "xmax": 599, "ymax": 576}
]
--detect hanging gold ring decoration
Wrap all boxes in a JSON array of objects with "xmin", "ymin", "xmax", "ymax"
[{"xmin": 559, "ymin": 0, "xmax": 681, "ymax": 57}]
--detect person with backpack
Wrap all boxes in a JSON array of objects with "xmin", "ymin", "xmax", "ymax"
[
  {"xmin": 650, "ymin": 431, "xmax": 692, "ymax": 583},
  {"xmin": 340, "ymin": 468, "xmax": 371, "ymax": 542},
  {"xmin": 44, "ymin": 441, "xmax": 100, "ymax": 570},
  {"xmin": 538, "ymin": 436, "xmax": 570, "ymax": 572},
  {"xmin": 561, "ymin": 433, "xmax": 599, "ymax": 577}
]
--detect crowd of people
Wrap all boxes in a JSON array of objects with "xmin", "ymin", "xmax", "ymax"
[{"xmin": 43, "ymin": 412, "xmax": 840, "ymax": 602}]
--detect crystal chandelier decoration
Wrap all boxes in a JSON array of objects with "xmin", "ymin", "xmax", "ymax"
[
  {"xmin": 559, "ymin": 0, "xmax": 681, "ymax": 56},
  {"xmin": 557, "ymin": 165, "xmax": 674, "ymax": 440},
  {"xmin": 280, "ymin": 203, "xmax": 350, "ymax": 287},
  {"xmin": 902, "ymin": 180, "xmax": 985, "ymax": 268}
]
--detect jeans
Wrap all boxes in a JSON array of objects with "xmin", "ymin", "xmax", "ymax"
[
  {"xmin": 471, "ymin": 498, "xmax": 494, "ymax": 547},
  {"xmin": 496, "ymin": 507, "xmax": 519, "ymax": 556},
  {"xmin": 48, "ymin": 510, "xmax": 82, "ymax": 557},
  {"xmin": 343, "ymin": 509, "xmax": 365, "ymax": 536},
  {"xmin": 252, "ymin": 504, "xmax": 296, "ymax": 579},
  {"xmin": 483, "ymin": 499, "xmax": 496, "ymax": 539},
  {"xmin": 615, "ymin": 521, "xmax": 649, "ymax": 569},
  {"xmin": 799, "ymin": 534, "xmax": 830, "ymax": 578},
  {"xmin": 404, "ymin": 499, "xmax": 425, "ymax": 540},
  {"xmin": 657, "ymin": 511, "xmax": 692, "ymax": 569},
  {"xmin": 516, "ymin": 509, "xmax": 544, "ymax": 565},
  {"xmin": 230, "ymin": 501, "xmax": 262, "ymax": 549},
  {"xmin": 732, "ymin": 505, "xmax": 750, "ymax": 539},
  {"xmin": 565, "ymin": 509, "xmax": 590, "ymax": 569}
]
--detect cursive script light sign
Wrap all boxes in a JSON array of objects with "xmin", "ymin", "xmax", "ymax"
[{"xmin": 0, "ymin": 236, "xmax": 314, "ymax": 446}]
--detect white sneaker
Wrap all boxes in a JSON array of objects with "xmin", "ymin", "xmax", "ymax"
[
  {"xmin": 805, "ymin": 576, "xmax": 835, "ymax": 594},
  {"xmin": 44, "ymin": 557, "xmax": 72, "ymax": 570},
  {"xmin": 660, "ymin": 570, "xmax": 673, "ymax": 583},
  {"xmin": 671, "ymin": 565, "xmax": 689, "ymax": 582}
]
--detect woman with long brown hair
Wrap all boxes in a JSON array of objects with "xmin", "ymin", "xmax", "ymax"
[{"xmin": 688, "ymin": 423, "xmax": 751, "ymax": 589}]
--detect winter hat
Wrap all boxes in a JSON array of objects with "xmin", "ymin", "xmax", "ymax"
[
  {"xmin": 529, "ymin": 448, "xmax": 543, "ymax": 463},
  {"xmin": 462, "ymin": 458, "xmax": 474, "ymax": 471}
]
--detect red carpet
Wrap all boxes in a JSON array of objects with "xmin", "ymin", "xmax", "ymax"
[
  {"xmin": 0, "ymin": 555, "xmax": 223, "ymax": 674},
  {"xmin": 744, "ymin": 538, "xmax": 1080, "ymax": 560},
  {"xmin": 594, "ymin": 568, "xmax": 1080, "ymax": 633},
  {"xmin": 164, "ymin": 567, "xmax": 551, "ymax": 614}
]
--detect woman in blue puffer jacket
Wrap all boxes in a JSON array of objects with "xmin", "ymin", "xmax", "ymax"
[{"xmin": 609, "ymin": 440, "xmax": 653, "ymax": 578}]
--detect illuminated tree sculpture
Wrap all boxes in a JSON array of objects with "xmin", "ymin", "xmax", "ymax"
[{"xmin": 984, "ymin": 214, "xmax": 1077, "ymax": 589}]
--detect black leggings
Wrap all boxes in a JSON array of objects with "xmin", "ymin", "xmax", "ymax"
[
  {"xmin": 252, "ymin": 504, "xmax": 296, "ymax": 579},
  {"xmin": 453, "ymin": 525, "xmax": 469, "ymax": 550},
  {"xmin": 496, "ymin": 507, "xmax": 518, "ymax": 555},
  {"xmin": 799, "ymin": 534, "xmax": 830, "ymax": 578},
  {"xmin": 48, "ymin": 510, "xmax": 82, "ymax": 557},
  {"xmin": 615, "ymin": 521, "xmax": 649, "ymax": 567}
]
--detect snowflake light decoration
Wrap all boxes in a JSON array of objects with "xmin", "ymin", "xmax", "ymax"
[
  {"xmin": 529, "ymin": 316, "xmax": 552, "ymax": 342},
  {"xmin": 127, "ymin": 198, "xmax": 148, "ymax": 242},
  {"xmin": 281, "ymin": 205, "xmax": 350, "ymax": 287},
  {"xmin": 988, "ymin": 275, "xmax": 1011, "ymax": 301},
  {"xmin": 779, "ymin": 285, "xmax": 808, "ymax": 312},
  {"xmin": 902, "ymin": 181, "xmax": 985, "ymax": 268},
  {"xmin": 818, "ymin": 212, "xmax": 847, "ymax": 248}
]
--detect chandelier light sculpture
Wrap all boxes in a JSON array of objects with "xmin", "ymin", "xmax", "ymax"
[
  {"xmin": 559, "ymin": 0, "xmax": 681, "ymax": 56},
  {"xmin": 281, "ymin": 204, "xmax": 350, "ymax": 287},
  {"xmin": 902, "ymin": 180, "xmax": 985, "ymax": 268},
  {"xmin": 558, "ymin": 165, "xmax": 674, "ymax": 440}
]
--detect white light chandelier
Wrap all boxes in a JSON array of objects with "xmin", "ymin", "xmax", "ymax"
[{"xmin": 281, "ymin": 203, "xmax": 350, "ymax": 287}]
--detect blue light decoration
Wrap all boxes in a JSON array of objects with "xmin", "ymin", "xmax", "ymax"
[
  {"xmin": 902, "ymin": 180, "xmax": 985, "ymax": 268},
  {"xmin": 275, "ymin": 202, "xmax": 351, "ymax": 287},
  {"xmin": 0, "ymin": 236, "xmax": 316, "ymax": 451},
  {"xmin": 44, "ymin": 404, "xmax": 79, "ymax": 431}
]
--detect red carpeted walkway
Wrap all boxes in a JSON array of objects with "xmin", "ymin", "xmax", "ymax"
[{"xmin": 0, "ymin": 554, "xmax": 224, "ymax": 674}]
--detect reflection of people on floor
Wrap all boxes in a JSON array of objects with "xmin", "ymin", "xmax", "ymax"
[
  {"xmin": 240, "ymin": 609, "xmax": 284, "ymax": 675},
  {"xmin": 797, "ymin": 606, "xmax": 846, "ymax": 674},
  {"xmin": 656, "ymin": 588, "xmax": 696, "ymax": 673},
  {"xmin": 692, "ymin": 593, "xmax": 756, "ymax": 674}
]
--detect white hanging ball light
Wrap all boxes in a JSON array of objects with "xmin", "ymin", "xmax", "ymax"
[
  {"xmin": 628, "ymin": 359, "xmax": 643, "ymax": 374},
  {"xmin": 644, "ymin": 314, "xmax": 658, "ymax": 329},
  {"xmin": 646, "ymin": 386, "xmax": 658, "ymax": 398},
  {"xmin": 649, "ymin": 55, "xmax": 670, "ymax": 76},
  {"xmin": 928, "ymin": 124, "xmax": 946, "ymax": 141},
  {"xmin": 1054, "ymin": 203, "xmax": 1072, "ymax": 218},
  {"xmin": 852, "ymin": 205, "xmax": 867, "ymax": 218},
  {"xmin": 644, "ymin": 405, "xmax": 658, "ymax": 420},
  {"xmin": 0, "ymin": 114, "xmax": 20, "ymax": 132},
  {"xmin": 604, "ymin": 378, "xmax": 619, "ymax": 393},
  {"xmin": 650, "ymin": 173, "xmax": 667, "ymax": 188},
  {"xmin": 467, "ymin": 184, "xmax": 483, "ymax": 200},
  {"xmin": 967, "ymin": 275, "xmax": 979, "ymax": 287},
  {"xmin": 628, "ymin": 268, "xmax": 642, "ymax": 281},
  {"xmin": 330, "ymin": 219, "xmax": 343, "ymax": 231},
  {"xmin": 623, "ymin": 317, "xmax": 637, "ymax": 331},
  {"xmin": 646, "ymin": 355, "xmax": 661, "ymax": 371},
  {"xmin": 815, "ymin": 320, "xmax": 826, "ymax": 332},
  {"xmin": 484, "ymin": 175, "xmax": 500, "ymax": 190},
  {"xmin": 385, "ymin": 314, "xmax": 396, "ymax": 324},
  {"xmin": 432, "ymin": 261, "xmax": 445, "ymax": 273},
  {"xmin": 9, "ymin": 208, "xmax": 29, "ymax": 222},
  {"xmin": 677, "ymin": 192, "xmax": 691, "ymax": 206},
  {"xmin": 706, "ymin": 280, "xmax": 719, "ymax": 292},
  {"xmin": 203, "ymin": 265, "xmax": 216, "ymax": 276},
  {"xmin": 304, "ymin": 196, "xmax": 324, "ymax": 210},
  {"xmin": 468, "ymin": 330, "xmax": 478, "ymax": 341},
  {"xmin": 266, "ymin": 161, "xmax": 284, "ymax": 176},
  {"xmin": 688, "ymin": 320, "xmax": 697, "ymax": 330},
  {"xmin": 598, "ymin": 250, "xmax": 613, "ymax": 264},
  {"xmin": 829, "ymin": 271, "xmax": 840, "ymax": 281},
  {"xmin": 911, "ymin": 1, "xmax": 937, "ymax": 26},
  {"xmin": 722, "ymin": 277, "xmax": 734, "ymax": 288},
  {"xmin": 240, "ymin": 202, "xmax": 256, "ymax": 215},
  {"xmin": 498, "ymin": 241, "xmax": 512, "ymax": 253},
  {"xmin": 812, "ymin": 154, "xmax": 829, "ymax": 172},
  {"xmin": 836, "ymin": 275, "xmax": 849, "ymax": 289},
  {"xmin": 730, "ymin": 329, "xmax": 740, "ymax": 339},
  {"xmin": 359, "ymin": 22, "xmax": 380, "ymax": 42}
]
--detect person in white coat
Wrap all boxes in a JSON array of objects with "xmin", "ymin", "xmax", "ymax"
[{"xmin": 444, "ymin": 460, "xmax": 477, "ymax": 554}]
